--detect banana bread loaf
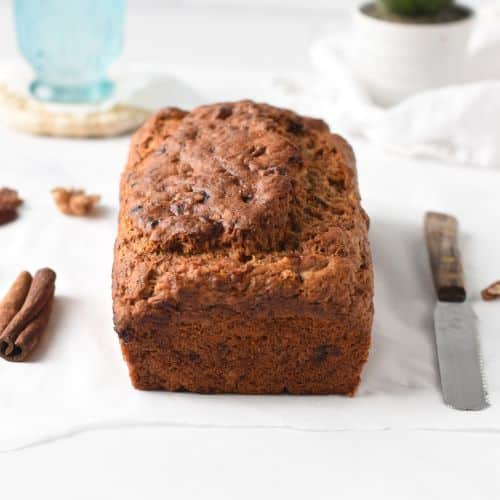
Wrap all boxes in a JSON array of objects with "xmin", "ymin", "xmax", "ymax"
[{"xmin": 112, "ymin": 100, "xmax": 373, "ymax": 394}]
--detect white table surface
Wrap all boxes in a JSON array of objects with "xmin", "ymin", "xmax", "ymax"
[{"xmin": 1, "ymin": 2, "xmax": 500, "ymax": 499}]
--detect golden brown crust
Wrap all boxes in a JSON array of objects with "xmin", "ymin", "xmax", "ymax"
[{"xmin": 112, "ymin": 100, "xmax": 373, "ymax": 394}]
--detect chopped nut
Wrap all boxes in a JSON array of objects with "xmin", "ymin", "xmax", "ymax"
[
  {"xmin": 0, "ymin": 188, "xmax": 23, "ymax": 210},
  {"xmin": 51, "ymin": 187, "xmax": 100, "ymax": 216},
  {"xmin": 0, "ymin": 188, "xmax": 23, "ymax": 226},
  {"xmin": 0, "ymin": 210, "xmax": 17, "ymax": 226},
  {"xmin": 481, "ymin": 281, "xmax": 500, "ymax": 301}
]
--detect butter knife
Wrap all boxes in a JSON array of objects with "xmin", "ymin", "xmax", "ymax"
[{"xmin": 424, "ymin": 212, "xmax": 489, "ymax": 411}]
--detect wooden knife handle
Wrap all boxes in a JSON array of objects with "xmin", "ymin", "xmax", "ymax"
[{"xmin": 424, "ymin": 212, "xmax": 466, "ymax": 302}]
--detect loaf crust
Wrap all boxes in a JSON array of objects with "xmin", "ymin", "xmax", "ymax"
[{"xmin": 112, "ymin": 100, "xmax": 373, "ymax": 394}]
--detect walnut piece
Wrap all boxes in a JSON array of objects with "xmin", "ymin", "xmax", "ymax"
[
  {"xmin": 51, "ymin": 188, "xmax": 101, "ymax": 216},
  {"xmin": 0, "ymin": 188, "xmax": 23, "ymax": 226},
  {"xmin": 481, "ymin": 281, "xmax": 500, "ymax": 301}
]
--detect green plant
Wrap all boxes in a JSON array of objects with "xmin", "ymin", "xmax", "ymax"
[{"xmin": 376, "ymin": 0, "xmax": 453, "ymax": 17}]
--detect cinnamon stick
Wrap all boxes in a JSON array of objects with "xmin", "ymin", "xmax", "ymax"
[
  {"xmin": 0, "ymin": 271, "xmax": 32, "ymax": 331},
  {"xmin": 0, "ymin": 268, "xmax": 56, "ymax": 362},
  {"xmin": 5, "ymin": 297, "xmax": 54, "ymax": 361}
]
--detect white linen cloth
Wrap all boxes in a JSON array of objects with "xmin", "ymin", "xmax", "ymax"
[
  {"xmin": 270, "ymin": 8, "xmax": 500, "ymax": 169},
  {"xmin": 1, "ymin": 68, "xmax": 500, "ymax": 453}
]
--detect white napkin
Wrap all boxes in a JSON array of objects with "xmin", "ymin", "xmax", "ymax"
[
  {"xmin": 1, "ymin": 111, "xmax": 499, "ymax": 452},
  {"xmin": 270, "ymin": 11, "xmax": 500, "ymax": 169}
]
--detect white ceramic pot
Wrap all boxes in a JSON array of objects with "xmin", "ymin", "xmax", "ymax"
[{"xmin": 352, "ymin": 3, "xmax": 475, "ymax": 105}]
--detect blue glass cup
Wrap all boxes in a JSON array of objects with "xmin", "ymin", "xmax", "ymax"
[{"xmin": 14, "ymin": 0, "xmax": 126, "ymax": 103}]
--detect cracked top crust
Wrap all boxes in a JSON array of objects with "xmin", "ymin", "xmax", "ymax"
[{"xmin": 113, "ymin": 101, "xmax": 373, "ymax": 328}]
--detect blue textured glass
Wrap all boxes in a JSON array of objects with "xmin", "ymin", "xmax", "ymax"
[{"xmin": 14, "ymin": 0, "xmax": 126, "ymax": 103}]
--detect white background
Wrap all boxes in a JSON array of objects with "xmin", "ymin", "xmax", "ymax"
[
  {"xmin": 1, "ymin": 1, "xmax": 500, "ymax": 499},
  {"xmin": 0, "ymin": 0, "xmax": 492, "ymax": 70}
]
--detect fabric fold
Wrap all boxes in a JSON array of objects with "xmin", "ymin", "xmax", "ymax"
[{"xmin": 270, "ymin": 32, "xmax": 500, "ymax": 169}]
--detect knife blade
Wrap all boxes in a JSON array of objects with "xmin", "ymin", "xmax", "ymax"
[{"xmin": 425, "ymin": 212, "xmax": 489, "ymax": 411}]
